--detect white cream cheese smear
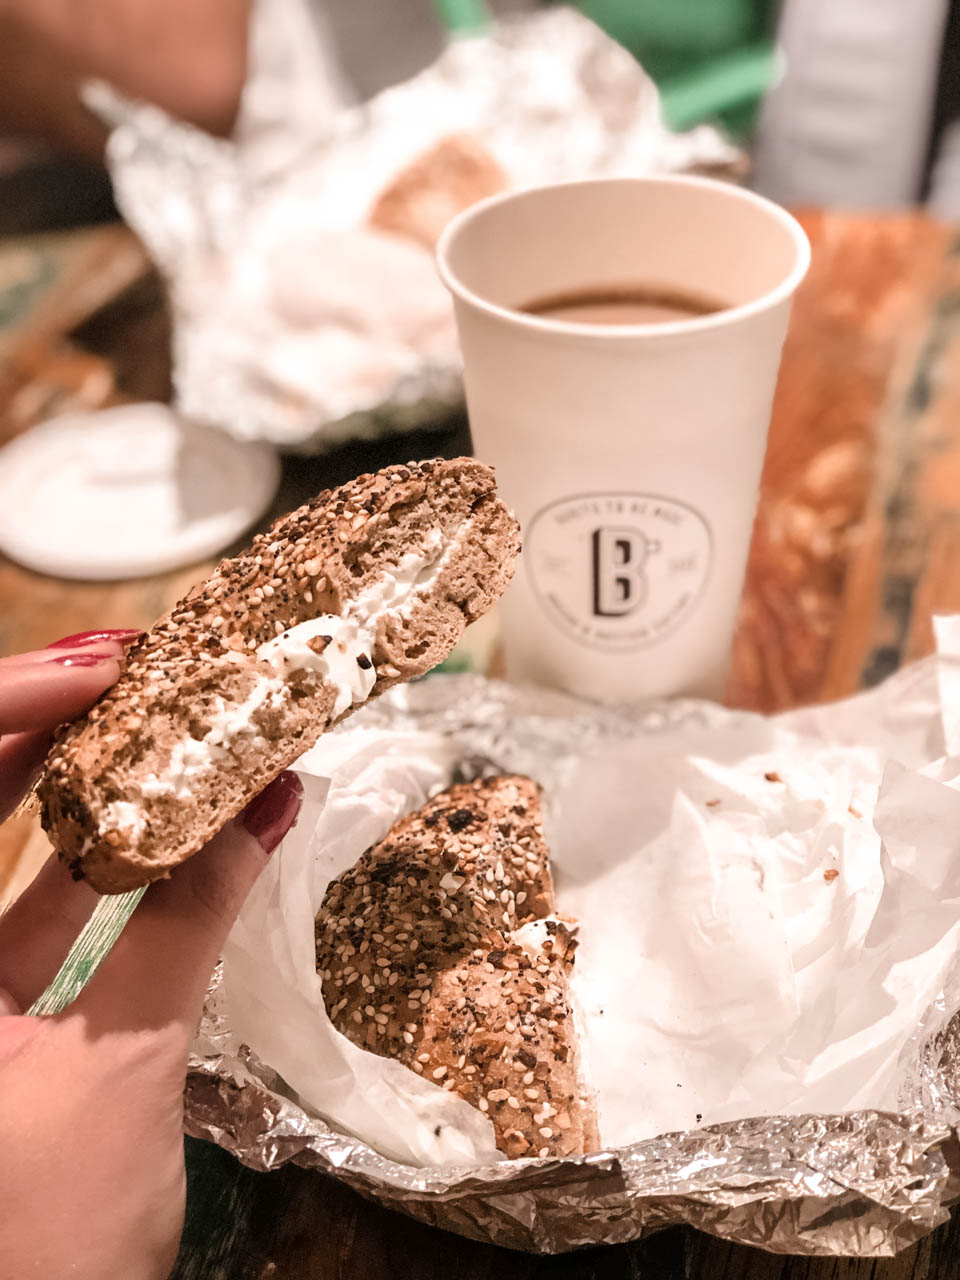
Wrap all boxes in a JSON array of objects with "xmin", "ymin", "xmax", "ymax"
[
  {"xmin": 129, "ymin": 529, "xmax": 453, "ymax": 811},
  {"xmin": 100, "ymin": 800, "xmax": 146, "ymax": 839},
  {"xmin": 513, "ymin": 917, "xmax": 566, "ymax": 961}
]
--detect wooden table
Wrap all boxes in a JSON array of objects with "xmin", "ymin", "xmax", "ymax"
[{"xmin": 3, "ymin": 211, "xmax": 960, "ymax": 1277}]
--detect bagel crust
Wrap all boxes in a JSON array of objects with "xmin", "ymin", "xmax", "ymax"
[
  {"xmin": 315, "ymin": 776, "xmax": 598, "ymax": 1160},
  {"xmin": 39, "ymin": 459, "xmax": 520, "ymax": 893}
]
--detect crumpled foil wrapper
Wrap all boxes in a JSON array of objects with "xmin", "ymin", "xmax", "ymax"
[
  {"xmin": 185, "ymin": 673, "xmax": 960, "ymax": 1256},
  {"xmin": 87, "ymin": 3, "xmax": 741, "ymax": 454}
]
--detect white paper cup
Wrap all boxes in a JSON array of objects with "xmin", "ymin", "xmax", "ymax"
[{"xmin": 438, "ymin": 177, "xmax": 810, "ymax": 703}]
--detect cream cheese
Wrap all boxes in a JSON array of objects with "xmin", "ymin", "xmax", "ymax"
[
  {"xmin": 100, "ymin": 800, "xmax": 146, "ymax": 839},
  {"xmin": 139, "ymin": 677, "xmax": 285, "ymax": 800},
  {"xmin": 128, "ymin": 528, "xmax": 453, "ymax": 808},
  {"xmin": 256, "ymin": 616, "xmax": 375, "ymax": 719},
  {"xmin": 256, "ymin": 528, "xmax": 446, "ymax": 717},
  {"xmin": 513, "ymin": 917, "xmax": 563, "ymax": 961}
]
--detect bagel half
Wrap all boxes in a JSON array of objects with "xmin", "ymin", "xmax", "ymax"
[
  {"xmin": 315, "ymin": 775, "xmax": 598, "ymax": 1160},
  {"xmin": 39, "ymin": 459, "xmax": 520, "ymax": 893}
]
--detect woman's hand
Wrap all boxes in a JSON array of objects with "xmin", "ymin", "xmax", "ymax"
[
  {"xmin": 0, "ymin": 0, "xmax": 251, "ymax": 159},
  {"xmin": 0, "ymin": 630, "xmax": 303, "ymax": 1279}
]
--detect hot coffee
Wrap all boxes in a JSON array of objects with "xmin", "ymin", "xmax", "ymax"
[{"xmin": 518, "ymin": 284, "xmax": 728, "ymax": 326}]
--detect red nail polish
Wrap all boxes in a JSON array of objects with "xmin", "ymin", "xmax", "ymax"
[
  {"xmin": 49, "ymin": 629, "xmax": 144, "ymax": 649},
  {"xmin": 240, "ymin": 771, "xmax": 304, "ymax": 854},
  {"xmin": 44, "ymin": 653, "xmax": 110, "ymax": 668}
]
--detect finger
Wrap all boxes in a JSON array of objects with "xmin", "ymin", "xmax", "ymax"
[
  {"xmin": 71, "ymin": 772, "xmax": 303, "ymax": 1038},
  {"xmin": 0, "ymin": 654, "xmax": 120, "ymax": 735},
  {"xmin": 0, "ymin": 730, "xmax": 52, "ymax": 824},
  {"xmin": 0, "ymin": 629, "xmax": 143, "ymax": 669},
  {"xmin": 0, "ymin": 853, "xmax": 98, "ymax": 1013},
  {"xmin": 46, "ymin": 628, "xmax": 144, "ymax": 650}
]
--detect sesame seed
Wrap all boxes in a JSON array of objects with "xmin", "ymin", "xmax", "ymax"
[
  {"xmin": 538, "ymin": 1147, "xmax": 549, "ymax": 1158},
  {"xmin": 403, "ymin": 1032, "xmax": 414, "ymax": 1045},
  {"xmin": 524, "ymin": 1087, "xmax": 539, "ymax": 1100},
  {"xmin": 507, "ymin": 1096, "xmax": 520, "ymax": 1110},
  {"xmin": 432, "ymin": 1066, "xmax": 447, "ymax": 1080},
  {"xmin": 478, "ymin": 1098, "xmax": 489, "ymax": 1112},
  {"xmin": 539, "ymin": 1127, "xmax": 553, "ymax": 1138},
  {"xmin": 417, "ymin": 1053, "xmax": 430, "ymax": 1063}
]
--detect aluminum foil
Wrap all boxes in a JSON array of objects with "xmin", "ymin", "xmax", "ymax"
[
  {"xmin": 87, "ymin": 3, "xmax": 741, "ymax": 454},
  {"xmin": 185, "ymin": 673, "xmax": 960, "ymax": 1256}
]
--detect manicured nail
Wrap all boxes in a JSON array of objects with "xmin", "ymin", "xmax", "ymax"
[
  {"xmin": 44, "ymin": 653, "xmax": 111, "ymax": 668},
  {"xmin": 49, "ymin": 629, "xmax": 144, "ymax": 649},
  {"xmin": 240, "ymin": 771, "xmax": 304, "ymax": 855}
]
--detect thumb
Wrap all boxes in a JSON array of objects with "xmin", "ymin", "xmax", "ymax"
[{"xmin": 70, "ymin": 771, "xmax": 303, "ymax": 1038}]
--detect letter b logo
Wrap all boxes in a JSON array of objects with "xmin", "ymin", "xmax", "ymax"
[{"xmin": 591, "ymin": 527, "xmax": 653, "ymax": 617}]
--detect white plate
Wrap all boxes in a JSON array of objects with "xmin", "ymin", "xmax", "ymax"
[{"xmin": 0, "ymin": 404, "xmax": 280, "ymax": 580}]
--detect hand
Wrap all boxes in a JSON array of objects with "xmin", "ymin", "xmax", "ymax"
[
  {"xmin": 0, "ymin": 0, "xmax": 251, "ymax": 158},
  {"xmin": 0, "ymin": 630, "xmax": 303, "ymax": 1280}
]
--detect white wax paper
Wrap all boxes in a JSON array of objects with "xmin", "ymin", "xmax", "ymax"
[{"xmin": 213, "ymin": 617, "xmax": 960, "ymax": 1166}]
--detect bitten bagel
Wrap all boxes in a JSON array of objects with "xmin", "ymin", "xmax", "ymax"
[{"xmin": 40, "ymin": 459, "xmax": 520, "ymax": 894}]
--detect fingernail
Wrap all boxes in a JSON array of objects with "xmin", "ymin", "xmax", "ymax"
[
  {"xmin": 49, "ymin": 629, "xmax": 144, "ymax": 649},
  {"xmin": 240, "ymin": 771, "xmax": 304, "ymax": 855},
  {"xmin": 44, "ymin": 653, "xmax": 112, "ymax": 668}
]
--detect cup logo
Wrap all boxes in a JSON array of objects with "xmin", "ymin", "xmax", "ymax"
[
  {"xmin": 591, "ymin": 527, "xmax": 658, "ymax": 617},
  {"xmin": 527, "ymin": 493, "xmax": 711, "ymax": 650}
]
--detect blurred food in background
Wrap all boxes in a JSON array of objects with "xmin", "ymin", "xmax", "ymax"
[
  {"xmin": 4, "ymin": 0, "xmax": 959, "ymax": 453},
  {"xmin": 85, "ymin": 3, "xmax": 739, "ymax": 453},
  {"xmin": 1, "ymin": 0, "xmax": 959, "ymax": 577}
]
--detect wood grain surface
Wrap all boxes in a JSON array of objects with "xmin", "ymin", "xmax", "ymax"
[{"xmin": 2, "ymin": 212, "xmax": 960, "ymax": 1277}]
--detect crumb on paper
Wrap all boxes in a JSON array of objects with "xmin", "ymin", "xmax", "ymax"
[
  {"xmin": 823, "ymin": 868, "xmax": 839, "ymax": 883},
  {"xmin": 705, "ymin": 798, "xmax": 721, "ymax": 807},
  {"xmin": 764, "ymin": 771, "xmax": 783, "ymax": 783},
  {"xmin": 848, "ymin": 804, "xmax": 862, "ymax": 819}
]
